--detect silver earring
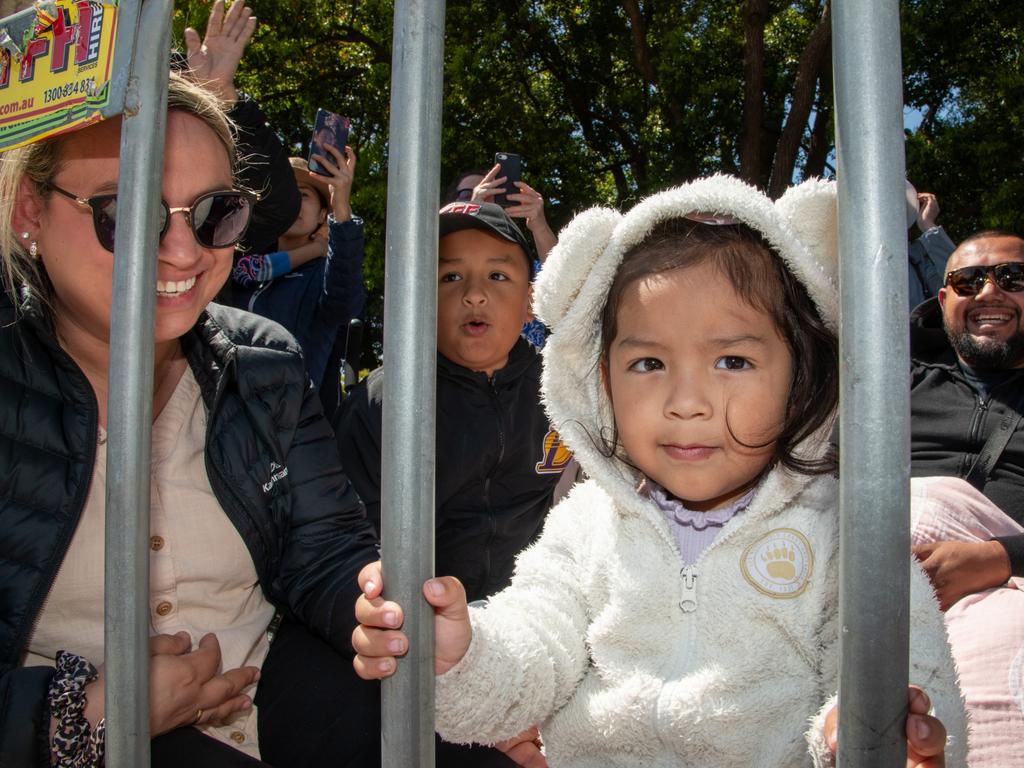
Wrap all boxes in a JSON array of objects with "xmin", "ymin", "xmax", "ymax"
[
  {"xmin": 29, "ymin": 241, "xmax": 39, "ymax": 260},
  {"xmin": 20, "ymin": 231, "xmax": 29, "ymax": 240}
]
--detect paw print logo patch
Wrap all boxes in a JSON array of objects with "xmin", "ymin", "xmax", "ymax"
[{"xmin": 740, "ymin": 528, "xmax": 813, "ymax": 599}]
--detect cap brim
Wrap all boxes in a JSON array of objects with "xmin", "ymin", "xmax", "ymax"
[{"xmin": 438, "ymin": 213, "xmax": 517, "ymax": 242}]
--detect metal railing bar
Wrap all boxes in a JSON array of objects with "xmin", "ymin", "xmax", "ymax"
[
  {"xmin": 103, "ymin": 1, "xmax": 173, "ymax": 765},
  {"xmin": 379, "ymin": 1, "xmax": 447, "ymax": 766},
  {"xmin": 832, "ymin": 0, "xmax": 912, "ymax": 764}
]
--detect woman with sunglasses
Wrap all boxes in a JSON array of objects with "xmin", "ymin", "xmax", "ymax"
[{"xmin": 0, "ymin": 73, "xmax": 380, "ymax": 767}]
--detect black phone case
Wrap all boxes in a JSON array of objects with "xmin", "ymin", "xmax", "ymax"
[{"xmin": 493, "ymin": 152, "xmax": 522, "ymax": 207}]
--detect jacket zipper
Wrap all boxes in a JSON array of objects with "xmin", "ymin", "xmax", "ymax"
[
  {"xmin": 964, "ymin": 395, "xmax": 988, "ymax": 477},
  {"xmin": 247, "ymin": 280, "xmax": 271, "ymax": 312},
  {"xmin": 637, "ymin": 489, "xmax": 763, "ymax": 616},
  {"xmin": 480, "ymin": 377, "xmax": 506, "ymax": 590},
  {"xmin": 678, "ymin": 564, "xmax": 699, "ymax": 613}
]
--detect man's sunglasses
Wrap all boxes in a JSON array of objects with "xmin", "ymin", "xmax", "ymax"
[
  {"xmin": 944, "ymin": 262, "xmax": 1024, "ymax": 297},
  {"xmin": 48, "ymin": 183, "xmax": 257, "ymax": 253}
]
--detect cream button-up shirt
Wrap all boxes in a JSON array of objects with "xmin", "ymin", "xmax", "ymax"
[{"xmin": 26, "ymin": 368, "xmax": 275, "ymax": 758}]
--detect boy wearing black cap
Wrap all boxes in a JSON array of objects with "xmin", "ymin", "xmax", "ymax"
[{"xmin": 334, "ymin": 201, "xmax": 568, "ymax": 765}]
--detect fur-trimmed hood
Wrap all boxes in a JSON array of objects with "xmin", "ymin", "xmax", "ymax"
[{"xmin": 534, "ymin": 175, "xmax": 839, "ymax": 507}]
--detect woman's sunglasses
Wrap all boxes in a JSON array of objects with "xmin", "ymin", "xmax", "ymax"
[
  {"xmin": 944, "ymin": 262, "xmax": 1024, "ymax": 297},
  {"xmin": 48, "ymin": 183, "xmax": 257, "ymax": 253}
]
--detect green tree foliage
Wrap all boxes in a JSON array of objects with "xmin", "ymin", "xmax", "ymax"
[
  {"xmin": 902, "ymin": 0, "xmax": 1024, "ymax": 238},
  {"xmin": 170, "ymin": 1, "xmax": 1019, "ymax": 362}
]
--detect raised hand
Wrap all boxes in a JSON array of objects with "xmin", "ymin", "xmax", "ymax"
[
  {"xmin": 916, "ymin": 193, "xmax": 940, "ymax": 231},
  {"xmin": 184, "ymin": 0, "xmax": 257, "ymax": 103},
  {"xmin": 504, "ymin": 179, "xmax": 557, "ymax": 260},
  {"xmin": 469, "ymin": 163, "xmax": 506, "ymax": 205},
  {"xmin": 309, "ymin": 144, "xmax": 357, "ymax": 222}
]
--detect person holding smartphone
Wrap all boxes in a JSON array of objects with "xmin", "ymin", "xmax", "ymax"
[
  {"xmin": 230, "ymin": 142, "xmax": 366, "ymax": 419},
  {"xmin": 451, "ymin": 164, "xmax": 557, "ymax": 262}
]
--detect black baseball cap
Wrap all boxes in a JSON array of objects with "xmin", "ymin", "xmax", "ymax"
[{"xmin": 438, "ymin": 201, "xmax": 535, "ymax": 276}]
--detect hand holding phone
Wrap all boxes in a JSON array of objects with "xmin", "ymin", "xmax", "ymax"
[
  {"xmin": 309, "ymin": 109, "xmax": 351, "ymax": 176},
  {"xmin": 492, "ymin": 152, "xmax": 522, "ymax": 207}
]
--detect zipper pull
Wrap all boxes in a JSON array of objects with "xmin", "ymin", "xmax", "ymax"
[{"xmin": 679, "ymin": 564, "xmax": 698, "ymax": 613}]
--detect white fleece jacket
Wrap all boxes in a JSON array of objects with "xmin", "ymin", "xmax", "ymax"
[{"xmin": 435, "ymin": 176, "xmax": 968, "ymax": 767}]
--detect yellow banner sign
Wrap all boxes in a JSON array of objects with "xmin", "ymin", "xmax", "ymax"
[{"xmin": 0, "ymin": 0, "xmax": 119, "ymax": 151}]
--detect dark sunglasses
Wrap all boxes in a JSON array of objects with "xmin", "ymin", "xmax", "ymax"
[
  {"xmin": 48, "ymin": 183, "xmax": 257, "ymax": 253},
  {"xmin": 944, "ymin": 262, "xmax": 1024, "ymax": 297},
  {"xmin": 454, "ymin": 187, "xmax": 475, "ymax": 201}
]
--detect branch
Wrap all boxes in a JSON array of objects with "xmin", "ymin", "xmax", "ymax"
[
  {"xmin": 623, "ymin": 0, "xmax": 684, "ymax": 130},
  {"xmin": 738, "ymin": 0, "xmax": 770, "ymax": 185},
  {"xmin": 768, "ymin": 1, "xmax": 832, "ymax": 198},
  {"xmin": 803, "ymin": 64, "xmax": 834, "ymax": 180},
  {"xmin": 333, "ymin": 23, "xmax": 389, "ymax": 64},
  {"xmin": 622, "ymin": 0, "xmax": 658, "ymax": 86}
]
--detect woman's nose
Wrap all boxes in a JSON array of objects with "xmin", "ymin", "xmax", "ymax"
[{"xmin": 158, "ymin": 210, "xmax": 201, "ymax": 264}]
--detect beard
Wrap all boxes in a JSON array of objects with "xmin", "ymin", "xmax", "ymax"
[{"xmin": 945, "ymin": 324, "xmax": 1024, "ymax": 369}]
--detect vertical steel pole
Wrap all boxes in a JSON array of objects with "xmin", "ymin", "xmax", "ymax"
[
  {"xmin": 832, "ymin": 0, "xmax": 910, "ymax": 765},
  {"xmin": 380, "ymin": 1, "xmax": 446, "ymax": 766},
  {"xmin": 104, "ymin": 1, "xmax": 172, "ymax": 765}
]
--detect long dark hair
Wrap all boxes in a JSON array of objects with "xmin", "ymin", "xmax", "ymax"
[{"xmin": 599, "ymin": 217, "xmax": 838, "ymax": 476}]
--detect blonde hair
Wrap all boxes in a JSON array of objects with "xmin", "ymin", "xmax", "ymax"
[{"xmin": 0, "ymin": 72, "xmax": 237, "ymax": 316}]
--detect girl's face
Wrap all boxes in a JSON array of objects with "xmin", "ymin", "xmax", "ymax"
[{"xmin": 605, "ymin": 261, "xmax": 793, "ymax": 510}]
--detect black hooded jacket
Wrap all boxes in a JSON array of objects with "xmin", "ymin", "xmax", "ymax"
[
  {"xmin": 0, "ymin": 288, "xmax": 378, "ymax": 766},
  {"xmin": 910, "ymin": 298, "xmax": 1024, "ymax": 573},
  {"xmin": 333, "ymin": 338, "xmax": 569, "ymax": 604}
]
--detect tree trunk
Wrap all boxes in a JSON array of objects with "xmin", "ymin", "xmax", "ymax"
[
  {"xmin": 804, "ymin": 65, "xmax": 834, "ymax": 179},
  {"xmin": 622, "ymin": 0, "xmax": 684, "ymax": 128},
  {"xmin": 768, "ymin": 2, "xmax": 832, "ymax": 198},
  {"xmin": 738, "ymin": 0, "xmax": 770, "ymax": 185}
]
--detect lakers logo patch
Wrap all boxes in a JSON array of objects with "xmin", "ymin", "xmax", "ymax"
[
  {"xmin": 535, "ymin": 429, "xmax": 572, "ymax": 474},
  {"xmin": 740, "ymin": 528, "xmax": 813, "ymax": 599}
]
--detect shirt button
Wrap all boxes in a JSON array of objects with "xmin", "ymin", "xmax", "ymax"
[
  {"xmin": 155, "ymin": 601, "xmax": 173, "ymax": 616},
  {"xmin": 150, "ymin": 536, "xmax": 165, "ymax": 551},
  {"xmin": 230, "ymin": 731, "xmax": 245, "ymax": 744}
]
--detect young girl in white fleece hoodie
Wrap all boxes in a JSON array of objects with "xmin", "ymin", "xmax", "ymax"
[{"xmin": 352, "ymin": 176, "xmax": 967, "ymax": 767}]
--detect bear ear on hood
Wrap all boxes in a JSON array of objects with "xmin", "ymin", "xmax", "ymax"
[
  {"xmin": 533, "ymin": 206, "xmax": 621, "ymax": 330},
  {"xmin": 773, "ymin": 177, "xmax": 840, "ymax": 328}
]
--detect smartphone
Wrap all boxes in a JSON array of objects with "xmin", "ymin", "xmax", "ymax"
[
  {"xmin": 308, "ymin": 109, "xmax": 351, "ymax": 176},
  {"xmin": 493, "ymin": 151, "xmax": 522, "ymax": 207}
]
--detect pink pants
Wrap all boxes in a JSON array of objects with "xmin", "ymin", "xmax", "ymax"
[{"xmin": 911, "ymin": 476, "xmax": 1024, "ymax": 767}]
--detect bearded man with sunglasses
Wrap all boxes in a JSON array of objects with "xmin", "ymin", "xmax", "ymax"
[{"xmin": 910, "ymin": 230, "xmax": 1024, "ymax": 610}]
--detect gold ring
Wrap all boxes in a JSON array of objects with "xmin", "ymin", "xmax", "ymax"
[{"xmin": 192, "ymin": 708, "xmax": 204, "ymax": 725}]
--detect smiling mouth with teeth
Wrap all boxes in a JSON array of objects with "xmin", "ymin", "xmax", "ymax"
[
  {"xmin": 969, "ymin": 310, "xmax": 1014, "ymax": 324},
  {"xmin": 156, "ymin": 274, "xmax": 197, "ymax": 297}
]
